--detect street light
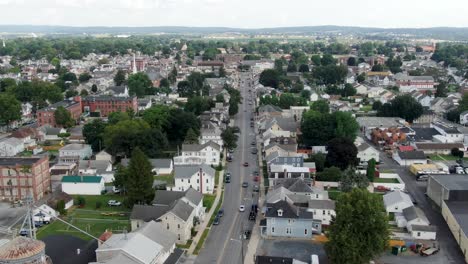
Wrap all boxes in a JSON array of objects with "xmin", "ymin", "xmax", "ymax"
[{"xmin": 230, "ymin": 238, "xmax": 244, "ymax": 264}]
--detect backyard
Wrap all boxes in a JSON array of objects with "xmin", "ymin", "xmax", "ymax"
[
  {"xmin": 36, "ymin": 194, "xmax": 130, "ymax": 241},
  {"xmin": 373, "ymin": 177, "xmax": 400, "ymax": 183}
]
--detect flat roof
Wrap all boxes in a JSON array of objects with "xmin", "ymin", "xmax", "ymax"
[
  {"xmin": 0, "ymin": 157, "xmax": 43, "ymax": 166},
  {"xmin": 430, "ymin": 174, "xmax": 468, "ymax": 191},
  {"xmin": 356, "ymin": 117, "xmax": 404, "ymax": 128},
  {"xmin": 445, "ymin": 201, "xmax": 468, "ymax": 234}
]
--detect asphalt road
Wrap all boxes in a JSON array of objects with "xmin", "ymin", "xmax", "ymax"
[
  {"xmin": 195, "ymin": 72, "xmax": 258, "ymax": 264},
  {"xmin": 375, "ymin": 142, "xmax": 466, "ymax": 264}
]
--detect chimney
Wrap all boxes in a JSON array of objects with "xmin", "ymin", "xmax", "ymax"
[{"xmin": 277, "ymin": 209, "xmax": 283, "ymax": 217}]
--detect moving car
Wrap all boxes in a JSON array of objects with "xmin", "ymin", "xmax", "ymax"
[
  {"xmin": 239, "ymin": 205, "xmax": 245, "ymax": 212},
  {"xmin": 242, "ymin": 182, "xmax": 249, "ymax": 188},
  {"xmin": 253, "ymin": 185, "xmax": 259, "ymax": 192},
  {"xmin": 225, "ymin": 175, "xmax": 231, "ymax": 183},
  {"xmin": 243, "ymin": 230, "xmax": 251, "ymax": 239},
  {"xmin": 249, "ymin": 211, "xmax": 256, "ymax": 221},
  {"xmin": 243, "ymin": 162, "xmax": 249, "ymax": 167},
  {"xmin": 217, "ymin": 209, "xmax": 224, "ymax": 217},
  {"xmin": 253, "ymin": 175, "xmax": 259, "ymax": 182},
  {"xmin": 108, "ymin": 200, "xmax": 122, "ymax": 206}
]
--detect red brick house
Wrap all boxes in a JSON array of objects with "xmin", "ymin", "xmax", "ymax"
[
  {"xmin": 82, "ymin": 96, "xmax": 138, "ymax": 117},
  {"xmin": 37, "ymin": 97, "xmax": 82, "ymax": 127},
  {"xmin": 0, "ymin": 156, "xmax": 50, "ymax": 201}
]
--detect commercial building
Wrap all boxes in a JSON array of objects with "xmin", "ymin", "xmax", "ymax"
[
  {"xmin": 0, "ymin": 156, "xmax": 50, "ymax": 201},
  {"xmin": 37, "ymin": 97, "xmax": 82, "ymax": 127},
  {"xmin": 82, "ymin": 96, "xmax": 138, "ymax": 117}
]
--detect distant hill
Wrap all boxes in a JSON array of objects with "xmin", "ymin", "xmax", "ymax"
[{"xmin": 1, "ymin": 25, "xmax": 468, "ymax": 41}]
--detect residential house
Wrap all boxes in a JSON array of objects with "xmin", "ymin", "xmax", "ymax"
[
  {"xmin": 152, "ymin": 188, "xmax": 204, "ymax": 221},
  {"xmin": 107, "ymin": 86, "xmax": 129, "ymax": 97},
  {"xmin": 265, "ymin": 151, "xmax": 304, "ymax": 168},
  {"xmin": 383, "ymin": 190, "xmax": 414, "ymax": 213},
  {"xmin": 414, "ymin": 142, "xmax": 464, "ymax": 155},
  {"xmin": 307, "ymin": 200, "xmax": 336, "ymax": 226},
  {"xmin": 269, "ymin": 164, "xmax": 311, "ymax": 186},
  {"xmin": 42, "ymin": 127, "xmax": 66, "ymax": 141},
  {"xmin": 396, "ymin": 206, "xmax": 436, "ymax": 240},
  {"xmin": 130, "ymin": 199, "xmax": 196, "ymax": 243},
  {"xmin": 394, "ymin": 73, "xmax": 435, "ymax": 93},
  {"xmin": 78, "ymin": 160, "xmax": 114, "ymax": 183},
  {"xmin": 95, "ymin": 150, "xmax": 114, "ymax": 163},
  {"xmin": 93, "ymin": 220, "xmax": 177, "ymax": 264},
  {"xmin": 288, "ymin": 106, "xmax": 310, "ymax": 122},
  {"xmin": 47, "ymin": 191, "xmax": 74, "ymax": 210},
  {"xmin": 138, "ymin": 99, "xmax": 152, "ymax": 111},
  {"xmin": 0, "ymin": 137, "xmax": 24, "ymax": 156},
  {"xmin": 173, "ymin": 141, "xmax": 221, "ymax": 166},
  {"xmin": 0, "ymin": 156, "xmax": 50, "ymax": 201},
  {"xmin": 460, "ymin": 110, "xmax": 468, "ymax": 125},
  {"xmin": 199, "ymin": 127, "xmax": 223, "ymax": 148},
  {"xmin": 257, "ymin": 105, "xmax": 282, "ymax": 118},
  {"xmin": 432, "ymin": 123, "xmax": 464, "ymax": 143},
  {"xmin": 356, "ymin": 142, "xmax": 380, "ymax": 163},
  {"xmin": 393, "ymin": 151, "xmax": 427, "ymax": 166},
  {"xmin": 61, "ymin": 175, "xmax": 105, "ymax": 195},
  {"xmin": 37, "ymin": 97, "xmax": 82, "ymax": 127},
  {"xmin": 261, "ymin": 200, "xmax": 321, "ymax": 238},
  {"xmin": 260, "ymin": 117, "xmax": 299, "ymax": 138},
  {"xmin": 11, "ymin": 129, "xmax": 37, "ymax": 148},
  {"xmin": 59, "ymin": 144, "xmax": 92, "ymax": 160},
  {"xmin": 122, "ymin": 158, "xmax": 173, "ymax": 175},
  {"xmin": 172, "ymin": 164, "xmax": 215, "ymax": 194}
]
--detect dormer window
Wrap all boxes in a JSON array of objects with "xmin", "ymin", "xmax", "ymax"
[{"xmin": 277, "ymin": 209, "xmax": 283, "ymax": 217}]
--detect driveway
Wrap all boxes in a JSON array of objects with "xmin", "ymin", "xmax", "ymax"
[{"xmin": 257, "ymin": 239, "xmax": 328, "ymax": 264}]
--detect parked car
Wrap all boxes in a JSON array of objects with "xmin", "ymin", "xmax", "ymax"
[
  {"xmin": 213, "ymin": 216, "xmax": 220, "ymax": 225},
  {"xmin": 243, "ymin": 230, "xmax": 251, "ymax": 239},
  {"xmin": 251, "ymin": 149, "xmax": 258, "ymax": 154},
  {"xmin": 108, "ymin": 200, "xmax": 121, "ymax": 206},
  {"xmin": 225, "ymin": 175, "xmax": 231, "ymax": 183},
  {"xmin": 228, "ymin": 148, "xmax": 234, "ymax": 153},
  {"xmin": 33, "ymin": 212, "xmax": 51, "ymax": 224},
  {"xmin": 218, "ymin": 209, "xmax": 224, "ymax": 217},
  {"xmin": 34, "ymin": 221, "xmax": 44, "ymax": 228},
  {"xmin": 251, "ymin": 204, "xmax": 258, "ymax": 213},
  {"xmin": 421, "ymin": 247, "xmax": 440, "ymax": 256},
  {"xmin": 239, "ymin": 205, "xmax": 245, "ymax": 212},
  {"xmin": 416, "ymin": 174, "xmax": 429, "ymax": 181},
  {"xmin": 253, "ymin": 175, "xmax": 259, "ymax": 182},
  {"xmin": 242, "ymin": 182, "xmax": 249, "ymax": 188},
  {"xmin": 253, "ymin": 185, "xmax": 259, "ymax": 192},
  {"xmin": 249, "ymin": 211, "xmax": 256, "ymax": 221},
  {"xmin": 112, "ymin": 186, "xmax": 121, "ymax": 194}
]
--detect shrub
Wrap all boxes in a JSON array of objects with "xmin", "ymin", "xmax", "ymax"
[
  {"xmin": 75, "ymin": 196, "xmax": 86, "ymax": 207},
  {"xmin": 95, "ymin": 201, "xmax": 102, "ymax": 209},
  {"xmin": 56, "ymin": 199, "xmax": 67, "ymax": 215}
]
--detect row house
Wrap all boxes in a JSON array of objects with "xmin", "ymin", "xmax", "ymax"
[{"xmin": 82, "ymin": 96, "xmax": 138, "ymax": 117}]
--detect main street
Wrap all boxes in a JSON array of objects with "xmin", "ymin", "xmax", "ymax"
[{"xmin": 195, "ymin": 72, "xmax": 258, "ymax": 264}]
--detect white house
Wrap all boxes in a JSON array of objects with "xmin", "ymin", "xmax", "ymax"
[
  {"xmin": 122, "ymin": 158, "xmax": 173, "ymax": 175},
  {"xmin": 460, "ymin": 111, "xmax": 468, "ymax": 125},
  {"xmin": 432, "ymin": 123, "xmax": 464, "ymax": 143},
  {"xmin": 199, "ymin": 127, "xmax": 223, "ymax": 148},
  {"xmin": 95, "ymin": 150, "xmax": 114, "ymax": 162},
  {"xmin": 354, "ymin": 84, "xmax": 368, "ymax": 95},
  {"xmin": 59, "ymin": 144, "xmax": 93, "ymax": 160},
  {"xmin": 43, "ymin": 127, "xmax": 66, "ymax": 141},
  {"xmin": 61, "ymin": 175, "xmax": 105, "ymax": 195},
  {"xmin": 396, "ymin": 206, "xmax": 437, "ymax": 240},
  {"xmin": 356, "ymin": 142, "xmax": 380, "ymax": 163},
  {"xmin": 307, "ymin": 199, "xmax": 336, "ymax": 226},
  {"xmin": 78, "ymin": 160, "xmax": 114, "ymax": 183},
  {"xmin": 173, "ymin": 142, "xmax": 221, "ymax": 166},
  {"xmin": 383, "ymin": 190, "xmax": 414, "ymax": 213},
  {"xmin": 393, "ymin": 151, "xmax": 427, "ymax": 166},
  {"xmin": 173, "ymin": 164, "xmax": 215, "ymax": 194},
  {"xmin": 33, "ymin": 204, "xmax": 59, "ymax": 222},
  {"xmin": 0, "ymin": 137, "xmax": 25, "ymax": 156}
]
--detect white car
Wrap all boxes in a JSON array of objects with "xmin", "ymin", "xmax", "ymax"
[
  {"xmin": 239, "ymin": 205, "xmax": 245, "ymax": 212},
  {"xmin": 108, "ymin": 200, "xmax": 121, "ymax": 206}
]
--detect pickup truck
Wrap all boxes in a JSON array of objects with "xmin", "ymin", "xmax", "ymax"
[{"xmin": 421, "ymin": 247, "xmax": 439, "ymax": 256}]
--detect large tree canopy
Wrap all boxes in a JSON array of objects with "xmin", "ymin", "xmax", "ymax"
[
  {"xmin": 127, "ymin": 72, "xmax": 153, "ymax": 97},
  {"xmin": 326, "ymin": 188, "xmax": 389, "ymax": 264},
  {"xmin": 326, "ymin": 137, "xmax": 358, "ymax": 170},
  {"xmin": 377, "ymin": 94, "xmax": 423, "ymax": 122}
]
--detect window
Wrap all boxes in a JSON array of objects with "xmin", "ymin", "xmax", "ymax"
[
  {"xmin": 188, "ymin": 179, "xmax": 190, "ymax": 183},
  {"xmin": 323, "ymin": 210, "xmax": 325, "ymax": 214},
  {"xmin": 167, "ymin": 223, "xmax": 169, "ymax": 230},
  {"xmin": 206, "ymin": 179, "xmax": 209, "ymax": 183},
  {"xmin": 305, "ymin": 229, "xmax": 308, "ymax": 235},
  {"xmin": 315, "ymin": 194, "xmax": 319, "ymax": 199},
  {"xmin": 178, "ymin": 234, "xmax": 180, "ymax": 240},
  {"xmin": 271, "ymin": 227, "xmax": 275, "ymax": 233},
  {"xmin": 178, "ymin": 224, "xmax": 180, "ymax": 229},
  {"xmin": 417, "ymin": 232, "xmax": 421, "ymax": 237},
  {"xmin": 197, "ymin": 179, "xmax": 199, "ymax": 184}
]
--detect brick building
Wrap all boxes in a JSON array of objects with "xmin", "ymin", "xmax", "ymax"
[
  {"xmin": 82, "ymin": 96, "xmax": 138, "ymax": 117},
  {"xmin": 37, "ymin": 97, "xmax": 82, "ymax": 127},
  {"xmin": 0, "ymin": 156, "xmax": 50, "ymax": 201}
]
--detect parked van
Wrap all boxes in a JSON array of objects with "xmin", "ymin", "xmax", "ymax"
[{"xmin": 311, "ymin": 254, "xmax": 319, "ymax": 264}]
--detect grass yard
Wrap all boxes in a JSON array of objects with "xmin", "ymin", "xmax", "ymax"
[
  {"xmin": 155, "ymin": 173, "xmax": 175, "ymax": 185},
  {"xmin": 203, "ymin": 195, "xmax": 216, "ymax": 212},
  {"xmin": 328, "ymin": 190, "xmax": 342, "ymax": 200},
  {"xmin": 208, "ymin": 190, "xmax": 224, "ymax": 226},
  {"xmin": 373, "ymin": 177, "xmax": 400, "ymax": 183},
  {"xmin": 72, "ymin": 195, "xmax": 130, "ymax": 212},
  {"xmin": 177, "ymin": 239, "xmax": 193, "ymax": 249},
  {"xmin": 428, "ymin": 154, "xmax": 468, "ymax": 162},
  {"xmin": 193, "ymin": 229, "xmax": 210, "ymax": 255},
  {"xmin": 360, "ymin": 105, "xmax": 372, "ymax": 112},
  {"xmin": 215, "ymin": 171, "xmax": 220, "ymax": 187}
]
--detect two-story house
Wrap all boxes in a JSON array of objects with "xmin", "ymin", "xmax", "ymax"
[
  {"xmin": 59, "ymin": 144, "xmax": 92, "ymax": 160},
  {"xmin": 78, "ymin": 160, "xmax": 114, "ymax": 183},
  {"xmin": 356, "ymin": 142, "xmax": 380, "ymax": 163},
  {"xmin": 0, "ymin": 137, "xmax": 24, "ymax": 156},
  {"xmin": 173, "ymin": 142, "xmax": 221, "ymax": 166},
  {"xmin": 152, "ymin": 188, "xmax": 204, "ymax": 220},
  {"xmin": 172, "ymin": 164, "xmax": 215, "ymax": 194},
  {"xmin": 199, "ymin": 127, "xmax": 223, "ymax": 148},
  {"xmin": 268, "ymin": 164, "xmax": 311, "ymax": 187},
  {"xmin": 261, "ymin": 200, "xmax": 321, "ymax": 239}
]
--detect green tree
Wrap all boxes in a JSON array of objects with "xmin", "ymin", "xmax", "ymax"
[
  {"xmin": 308, "ymin": 153, "xmax": 326, "ymax": 172},
  {"xmin": 347, "ymin": 57, "xmax": 357, "ymax": 66},
  {"xmin": 202, "ymin": 48, "xmax": 219, "ymax": 61},
  {"xmin": 298, "ymin": 64, "xmax": 310, "ymax": 72},
  {"xmin": 80, "ymin": 89, "xmax": 89, "ymax": 96},
  {"xmin": 320, "ymin": 54, "xmax": 337, "ymax": 66},
  {"xmin": 0, "ymin": 93, "xmax": 21, "ymax": 126},
  {"xmin": 91, "ymin": 84, "xmax": 98, "ymax": 93},
  {"xmin": 83, "ymin": 119, "xmax": 107, "ymax": 152},
  {"xmin": 54, "ymin": 106, "xmax": 75, "ymax": 128},
  {"xmin": 184, "ymin": 128, "xmax": 199, "ymax": 144},
  {"xmin": 312, "ymin": 64, "xmax": 348, "ymax": 85},
  {"xmin": 366, "ymin": 158, "xmax": 376, "ymax": 182},
  {"xmin": 168, "ymin": 66, "xmax": 177, "ymax": 84},
  {"xmin": 340, "ymin": 168, "xmax": 369, "ymax": 192},
  {"xmin": 142, "ymin": 105, "xmax": 171, "ymax": 130},
  {"xmin": 104, "ymin": 119, "xmax": 150, "ymax": 156},
  {"xmin": 377, "ymin": 94, "xmax": 423, "ymax": 122},
  {"xmin": 372, "ymin": 101, "xmax": 383, "ymax": 111},
  {"xmin": 128, "ymin": 72, "xmax": 152, "ymax": 97},
  {"xmin": 310, "ymin": 55, "xmax": 321, "ymax": 66},
  {"xmin": 126, "ymin": 148, "xmax": 155, "ymax": 205},
  {"xmin": 287, "ymin": 61, "xmax": 297, "ymax": 72},
  {"xmin": 259, "ymin": 69, "xmax": 281, "ymax": 88},
  {"xmin": 221, "ymin": 127, "xmax": 239, "ymax": 150},
  {"xmin": 326, "ymin": 188, "xmax": 389, "ymax": 264},
  {"xmin": 113, "ymin": 164, "xmax": 128, "ymax": 193},
  {"xmin": 229, "ymin": 98, "xmax": 239, "ymax": 116},
  {"xmin": 356, "ymin": 73, "xmax": 365, "ymax": 83},
  {"xmin": 78, "ymin": 72, "xmax": 92, "ymax": 83},
  {"xmin": 218, "ymin": 66, "xmax": 226, "ymax": 77},
  {"xmin": 185, "ymin": 96, "xmax": 213, "ymax": 116},
  {"xmin": 310, "ymin": 100, "xmax": 329, "ymax": 114},
  {"xmin": 326, "ymin": 137, "xmax": 358, "ymax": 170},
  {"xmin": 108, "ymin": 111, "xmax": 130, "ymax": 125},
  {"xmin": 114, "ymin": 69, "xmax": 126, "ymax": 86},
  {"xmin": 316, "ymin": 166, "xmax": 342, "ymax": 181},
  {"xmin": 435, "ymin": 81, "xmax": 448, "ymax": 97},
  {"xmin": 160, "ymin": 78, "xmax": 170, "ymax": 88}
]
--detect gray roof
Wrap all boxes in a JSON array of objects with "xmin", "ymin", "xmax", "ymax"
[
  {"xmin": 174, "ymin": 164, "xmax": 215, "ymax": 179},
  {"xmin": 109, "ymin": 86, "xmax": 127, "ymax": 94},
  {"xmin": 184, "ymin": 188, "xmax": 203, "ymax": 205},
  {"xmin": 182, "ymin": 141, "xmax": 220, "ymax": 152},
  {"xmin": 60, "ymin": 144, "xmax": 91, "ymax": 151},
  {"xmin": 264, "ymin": 142, "xmax": 297, "ymax": 153},
  {"xmin": 130, "ymin": 205, "xmax": 168, "ymax": 221},
  {"xmin": 403, "ymin": 206, "xmax": 429, "ymax": 223},
  {"xmin": 445, "ymin": 201, "xmax": 468, "ymax": 234},
  {"xmin": 357, "ymin": 142, "xmax": 375, "ymax": 152},
  {"xmin": 0, "ymin": 157, "xmax": 43, "ymax": 166},
  {"xmin": 265, "ymin": 200, "xmax": 313, "ymax": 219},
  {"xmin": 163, "ymin": 248, "xmax": 184, "ymax": 264},
  {"xmin": 411, "ymin": 224, "xmax": 437, "ymax": 232},
  {"xmin": 397, "ymin": 151, "xmax": 426, "ymax": 160},
  {"xmin": 383, "ymin": 190, "xmax": 413, "ymax": 208},
  {"xmin": 45, "ymin": 127, "xmax": 63, "ymax": 135},
  {"xmin": 78, "ymin": 160, "xmax": 110, "ymax": 174},
  {"xmin": 308, "ymin": 199, "xmax": 335, "ymax": 210},
  {"xmin": 258, "ymin": 104, "xmax": 282, "ymax": 114},
  {"xmin": 169, "ymin": 199, "xmax": 194, "ymax": 222},
  {"xmin": 275, "ymin": 178, "xmax": 315, "ymax": 193},
  {"xmin": 152, "ymin": 190, "xmax": 185, "ymax": 206},
  {"xmin": 356, "ymin": 117, "xmax": 403, "ymax": 128},
  {"xmin": 136, "ymin": 220, "xmax": 177, "ymax": 251},
  {"xmin": 429, "ymin": 174, "xmax": 468, "ymax": 191},
  {"xmin": 122, "ymin": 158, "xmax": 172, "ymax": 169}
]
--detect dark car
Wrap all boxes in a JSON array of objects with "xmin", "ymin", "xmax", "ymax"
[
  {"xmin": 225, "ymin": 175, "xmax": 231, "ymax": 183},
  {"xmin": 243, "ymin": 230, "xmax": 251, "ymax": 240},
  {"xmin": 243, "ymin": 162, "xmax": 249, "ymax": 167},
  {"xmin": 218, "ymin": 209, "xmax": 224, "ymax": 217},
  {"xmin": 34, "ymin": 221, "xmax": 44, "ymax": 228},
  {"xmin": 253, "ymin": 185, "xmax": 260, "ymax": 192},
  {"xmin": 253, "ymin": 171, "xmax": 259, "ymax": 176},
  {"xmin": 213, "ymin": 216, "xmax": 220, "ymax": 225},
  {"xmin": 251, "ymin": 141, "xmax": 256, "ymax": 146},
  {"xmin": 251, "ymin": 149, "xmax": 258, "ymax": 154},
  {"xmin": 249, "ymin": 211, "xmax": 256, "ymax": 221},
  {"xmin": 251, "ymin": 204, "xmax": 258, "ymax": 213},
  {"xmin": 253, "ymin": 175, "xmax": 259, "ymax": 182},
  {"xmin": 242, "ymin": 182, "xmax": 249, "ymax": 188}
]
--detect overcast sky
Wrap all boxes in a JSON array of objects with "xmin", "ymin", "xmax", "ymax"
[{"xmin": 0, "ymin": 0, "xmax": 467, "ymax": 28}]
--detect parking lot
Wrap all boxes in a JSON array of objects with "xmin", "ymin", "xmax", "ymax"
[{"xmin": 256, "ymin": 239, "xmax": 328, "ymax": 263}]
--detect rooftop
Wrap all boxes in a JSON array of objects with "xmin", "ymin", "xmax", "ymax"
[
  {"xmin": 0, "ymin": 157, "xmax": 44, "ymax": 166},
  {"xmin": 60, "ymin": 144, "xmax": 91, "ymax": 151},
  {"xmin": 445, "ymin": 201, "xmax": 468, "ymax": 234},
  {"xmin": 0, "ymin": 237, "xmax": 45, "ymax": 260},
  {"xmin": 61, "ymin": 175, "xmax": 103, "ymax": 183},
  {"xmin": 356, "ymin": 117, "xmax": 404, "ymax": 128},
  {"xmin": 430, "ymin": 174, "xmax": 468, "ymax": 191}
]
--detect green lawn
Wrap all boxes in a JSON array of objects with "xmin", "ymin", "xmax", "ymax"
[
  {"xmin": 155, "ymin": 173, "xmax": 175, "ymax": 185},
  {"xmin": 208, "ymin": 190, "xmax": 224, "ymax": 226},
  {"xmin": 380, "ymin": 169, "xmax": 395, "ymax": 173},
  {"xmin": 360, "ymin": 105, "xmax": 372, "ymax": 112},
  {"xmin": 388, "ymin": 212, "xmax": 395, "ymax": 221},
  {"xmin": 177, "ymin": 239, "xmax": 193, "ymax": 249},
  {"xmin": 72, "ymin": 195, "xmax": 130, "ymax": 212},
  {"xmin": 215, "ymin": 171, "xmax": 220, "ymax": 187},
  {"xmin": 328, "ymin": 190, "xmax": 342, "ymax": 200},
  {"xmin": 373, "ymin": 177, "xmax": 400, "ymax": 183},
  {"xmin": 203, "ymin": 195, "xmax": 216, "ymax": 212},
  {"xmin": 193, "ymin": 228, "xmax": 210, "ymax": 255},
  {"xmin": 429, "ymin": 154, "xmax": 468, "ymax": 161}
]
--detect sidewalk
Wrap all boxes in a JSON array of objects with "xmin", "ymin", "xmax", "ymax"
[
  {"xmin": 243, "ymin": 123, "xmax": 263, "ymax": 264},
  {"xmin": 187, "ymin": 158, "xmax": 225, "ymax": 254}
]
